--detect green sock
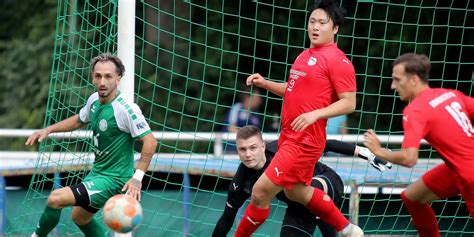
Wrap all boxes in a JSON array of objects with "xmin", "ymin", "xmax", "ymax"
[
  {"xmin": 76, "ymin": 218, "xmax": 108, "ymax": 237},
  {"xmin": 35, "ymin": 205, "xmax": 62, "ymax": 237}
]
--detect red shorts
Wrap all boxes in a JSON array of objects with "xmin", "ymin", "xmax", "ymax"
[
  {"xmin": 265, "ymin": 139, "xmax": 323, "ymax": 189},
  {"xmin": 422, "ymin": 163, "xmax": 474, "ymax": 218}
]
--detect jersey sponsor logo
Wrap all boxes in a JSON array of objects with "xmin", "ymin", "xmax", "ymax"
[
  {"xmin": 76, "ymin": 188, "xmax": 81, "ymax": 195},
  {"xmin": 232, "ymin": 183, "xmax": 238, "ymax": 190},
  {"xmin": 342, "ymin": 58, "xmax": 350, "ymax": 64},
  {"xmin": 274, "ymin": 167, "xmax": 283, "ymax": 177},
  {"xmin": 429, "ymin": 92, "xmax": 456, "ymax": 108},
  {"xmin": 403, "ymin": 115, "xmax": 408, "ymax": 122},
  {"xmin": 92, "ymin": 133, "xmax": 109, "ymax": 157},
  {"xmin": 246, "ymin": 216, "xmax": 260, "ymax": 226},
  {"xmin": 307, "ymin": 56, "xmax": 317, "ymax": 66},
  {"xmin": 289, "ymin": 69, "xmax": 307, "ymax": 77},
  {"xmin": 99, "ymin": 119, "xmax": 108, "ymax": 131},
  {"xmin": 287, "ymin": 69, "xmax": 306, "ymax": 92},
  {"xmin": 287, "ymin": 79, "xmax": 296, "ymax": 92}
]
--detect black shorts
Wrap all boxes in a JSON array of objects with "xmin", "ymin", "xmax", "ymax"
[{"xmin": 69, "ymin": 183, "xmax": 100, "ymax": 213}]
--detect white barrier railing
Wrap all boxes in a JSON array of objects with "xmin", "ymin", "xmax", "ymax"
[
  {"xmin": 1, "ymin": 128, "xmax": 437, "ymax": 225},
  {"xmin": 0, "ymin": 128, "xmax": 414, "ymax": 157}
]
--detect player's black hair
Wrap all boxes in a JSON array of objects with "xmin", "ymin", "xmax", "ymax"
[
  {"xmin": 309, "ymin": 0, "xmax": 346, "ymax": 29},
  {"xmin": 393, "ymin": 53, "xmax": 431, "ymax": 83},
  {"xmin": 90, "ymin": 52, "xmax": 126, "ymax": 77}
]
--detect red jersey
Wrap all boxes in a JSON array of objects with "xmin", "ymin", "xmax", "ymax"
[
  {"xmin": 402, "ymin": 88, "xmax": 474, "ymax": 180},
  {"xmin": 280, "ymin": 43, "xmax": 356, "ymax": 148}
]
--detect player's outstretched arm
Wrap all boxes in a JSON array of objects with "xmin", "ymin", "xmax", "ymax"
[
  {"xmin": 324, "ymin": 139, "xmax": 356, "ymax": 155},
  {"xmin": 122, "ymin": 133, "xmax": 157, "ymax": 201},
  {"xmin": 212, "ymin": 202, "xmax": 240, "ymax": 237},
  {"xmin": 213, "ymin": 177, "xmax": 249, "ymax": 236},
  {"xmin": 363, "ymin": 129, "xmax": 419, "ymax": 167},
  {"xmin": 246, "ymin": 73, "xmax": 287, "ymax": 97},
  {"xmin": 356, "ymin": 146, "xmax": 392, "ymax": 172},
  {"xmin": 25, "ymin": 114, "xmax": 84, "ymax": 146},
  {"xmin": 325, "ymin": 139, "xmax": 392, "ymax": 172}
]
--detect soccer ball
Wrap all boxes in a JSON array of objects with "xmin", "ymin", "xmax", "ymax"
[{"xmin": 103, "ymin": 194, "xmax": 143, "ymax": 233}]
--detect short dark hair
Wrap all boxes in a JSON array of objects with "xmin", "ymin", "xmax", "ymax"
[
  {"xmin": 236, "ymin": 125, "xmax": 263, "ymax": 141},
  {"xmin": 393, "ymin": 53, "xmax": 431, "ymax": 83},
  {"xmin": 309, "ymin": 0, "xmax": 346, "ymax": 29},
  {"xmin": 90, "ymin": 53, "xmax": 126, "ymax": 77}
]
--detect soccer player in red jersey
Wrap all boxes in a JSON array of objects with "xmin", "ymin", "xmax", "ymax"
[
  {"xmin": 234, "ymin": 1, "xmax": 363, "ymax": 236},
  {"xmin": 364, "ymin": 53, "xmax": 474, "ymax": 237}
]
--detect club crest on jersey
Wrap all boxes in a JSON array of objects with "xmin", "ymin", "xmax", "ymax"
[
  {"xmin": 99, "ymin": 119, "xmax": 108, "ymax": 131},
  {"xmin": 307, "ymin": 56, "xmax": 317, "ymax": 66}
]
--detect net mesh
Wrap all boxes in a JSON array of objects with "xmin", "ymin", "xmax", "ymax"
[{"xmin": 7, "ymin": 0, "xmax": 474, "ymax": 236}]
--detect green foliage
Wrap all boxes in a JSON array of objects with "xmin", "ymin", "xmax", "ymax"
[
  {"xmin": 0, "ymin": 0, "xmax": 56, "ymax": 128},
  {"xmin": 0, "ymin": 0, "xmax": 56, "ymax": 149}
]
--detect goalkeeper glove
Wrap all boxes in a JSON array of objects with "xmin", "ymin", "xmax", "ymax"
[{"xmin": 358, "ymin": 147, "xmax": 393, "ymax": 172}]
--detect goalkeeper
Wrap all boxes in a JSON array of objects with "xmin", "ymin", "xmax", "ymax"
[
  {"xmin": 25, "ymin": 53, "xmax": 157, "ymax": 237},
  {"xmin": 212, "ymin": 125, "xmax": 390, "ymax": 236}
]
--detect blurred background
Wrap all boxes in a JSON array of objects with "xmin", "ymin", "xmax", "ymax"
[{"xmin": 1, "ymin": 0, "xmax": 473, "ymax": 236}]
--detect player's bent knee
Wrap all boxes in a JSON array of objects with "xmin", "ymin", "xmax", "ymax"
[
  {"xmin": 71, "ymin": 208, "xmax": 94, "ymax": 226},
  {"xmin": 251, "ymin": 186, "xmax": 276, "ymax": 207},
  {"xmin": 71, "ymin": 213, "xmax": 92, "ymax": 226},
  {"xmin": 47, "ymin": 191, "xmax": 64, "ymax": 209},
  {"xmin": 250, "ymin": 189, "xmax": 268, "ymax": 206},
  {"xmin": 47, "ymin": 188, "xmax": 75, "ymax": 209}
]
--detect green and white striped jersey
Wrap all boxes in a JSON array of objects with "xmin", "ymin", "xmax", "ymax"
[{"xmin": 79, "ymin": 92, "xmax": 151, "ymax": 178}]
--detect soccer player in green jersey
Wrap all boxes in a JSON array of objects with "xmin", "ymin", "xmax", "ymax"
[{"xmin": 25, "ymin": 53, "xmax": 158, "ymax": 237}]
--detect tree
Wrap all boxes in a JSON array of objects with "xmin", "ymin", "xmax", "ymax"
[{"xmin": 0, "ymin": 0, "xmax": 57, "ymax": 149}]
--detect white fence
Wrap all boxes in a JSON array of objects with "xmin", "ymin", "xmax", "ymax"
[{"xmin": 1, "ymin": 128, "xmax": 440, "ymax": 226}]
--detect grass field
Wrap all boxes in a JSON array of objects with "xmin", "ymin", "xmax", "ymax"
[{"xmin": 4, "ymin": 186, "xmax": 473, "ymax": 236}]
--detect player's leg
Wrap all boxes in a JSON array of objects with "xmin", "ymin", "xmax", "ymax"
[
  {"xmin": 401, "ymin": 164, "xmax": 459, "ymax": 237},
  {"xmin": 279, "ymin": 171, "xmax": 344, "ymax": 237},
  {"xmin": 312, "ymin": 172, "xmax": 344, "ymax": 237},
  {"xmin": 279, "ymin": 201, "xmax": 316, "ymax": 237},
  {"xmin": 460, "ymin": 179, "xmax": 474, "ymax": 219},
  {"xmin": 234, "ymin": 173, "xmax": 283, "ymax": 237},
  {"xmin": 32, "ymin": 186, "xmax": 76, "ymax": 237},
  {"xmin": 285, "ymin": 184, "xmax": 361, "ymax": 236},
  {"xmin": 72, "ymin": 175, "xmax": 124, "ymax": 236},
  {"xmin": 71, "ymin": 206, "xmax": 107, "ymax": 237},
  {"xmin": 401, "ymin": 179, "xmax": 440, "ymax": 237}
]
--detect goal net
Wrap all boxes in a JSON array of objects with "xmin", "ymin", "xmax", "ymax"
[{"xmin": 7, "ymin": 0, "xmax": 473, "ymax": 236}]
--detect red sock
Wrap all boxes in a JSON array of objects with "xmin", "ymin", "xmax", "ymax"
[
  {"xmin": 401, "ymin": 192, "xmax": 440, "ymax": 237},
  {"xmin": 234, "ymin": 202, "xmax": 270, "ymax": 237},
  {"xmin": 306, "ymin": 188, "xmax": 349, "ymax": 231}
]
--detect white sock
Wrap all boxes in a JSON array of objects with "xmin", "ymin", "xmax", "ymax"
[
  {"xmin": 31, "ymin": 232, "xmax": 38, "ymax": 237},
  {"xmin": 339, "ymin": 223, "xmax": 352, "ymax": 235}
]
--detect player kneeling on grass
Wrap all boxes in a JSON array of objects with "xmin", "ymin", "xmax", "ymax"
[
  {"xmin": 26, "ymin": 53, "xmax": 157, "ymax": 237},
  {"xmin": 212, "ymin": 125, "xmax": 391, "ymax": 236}
]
